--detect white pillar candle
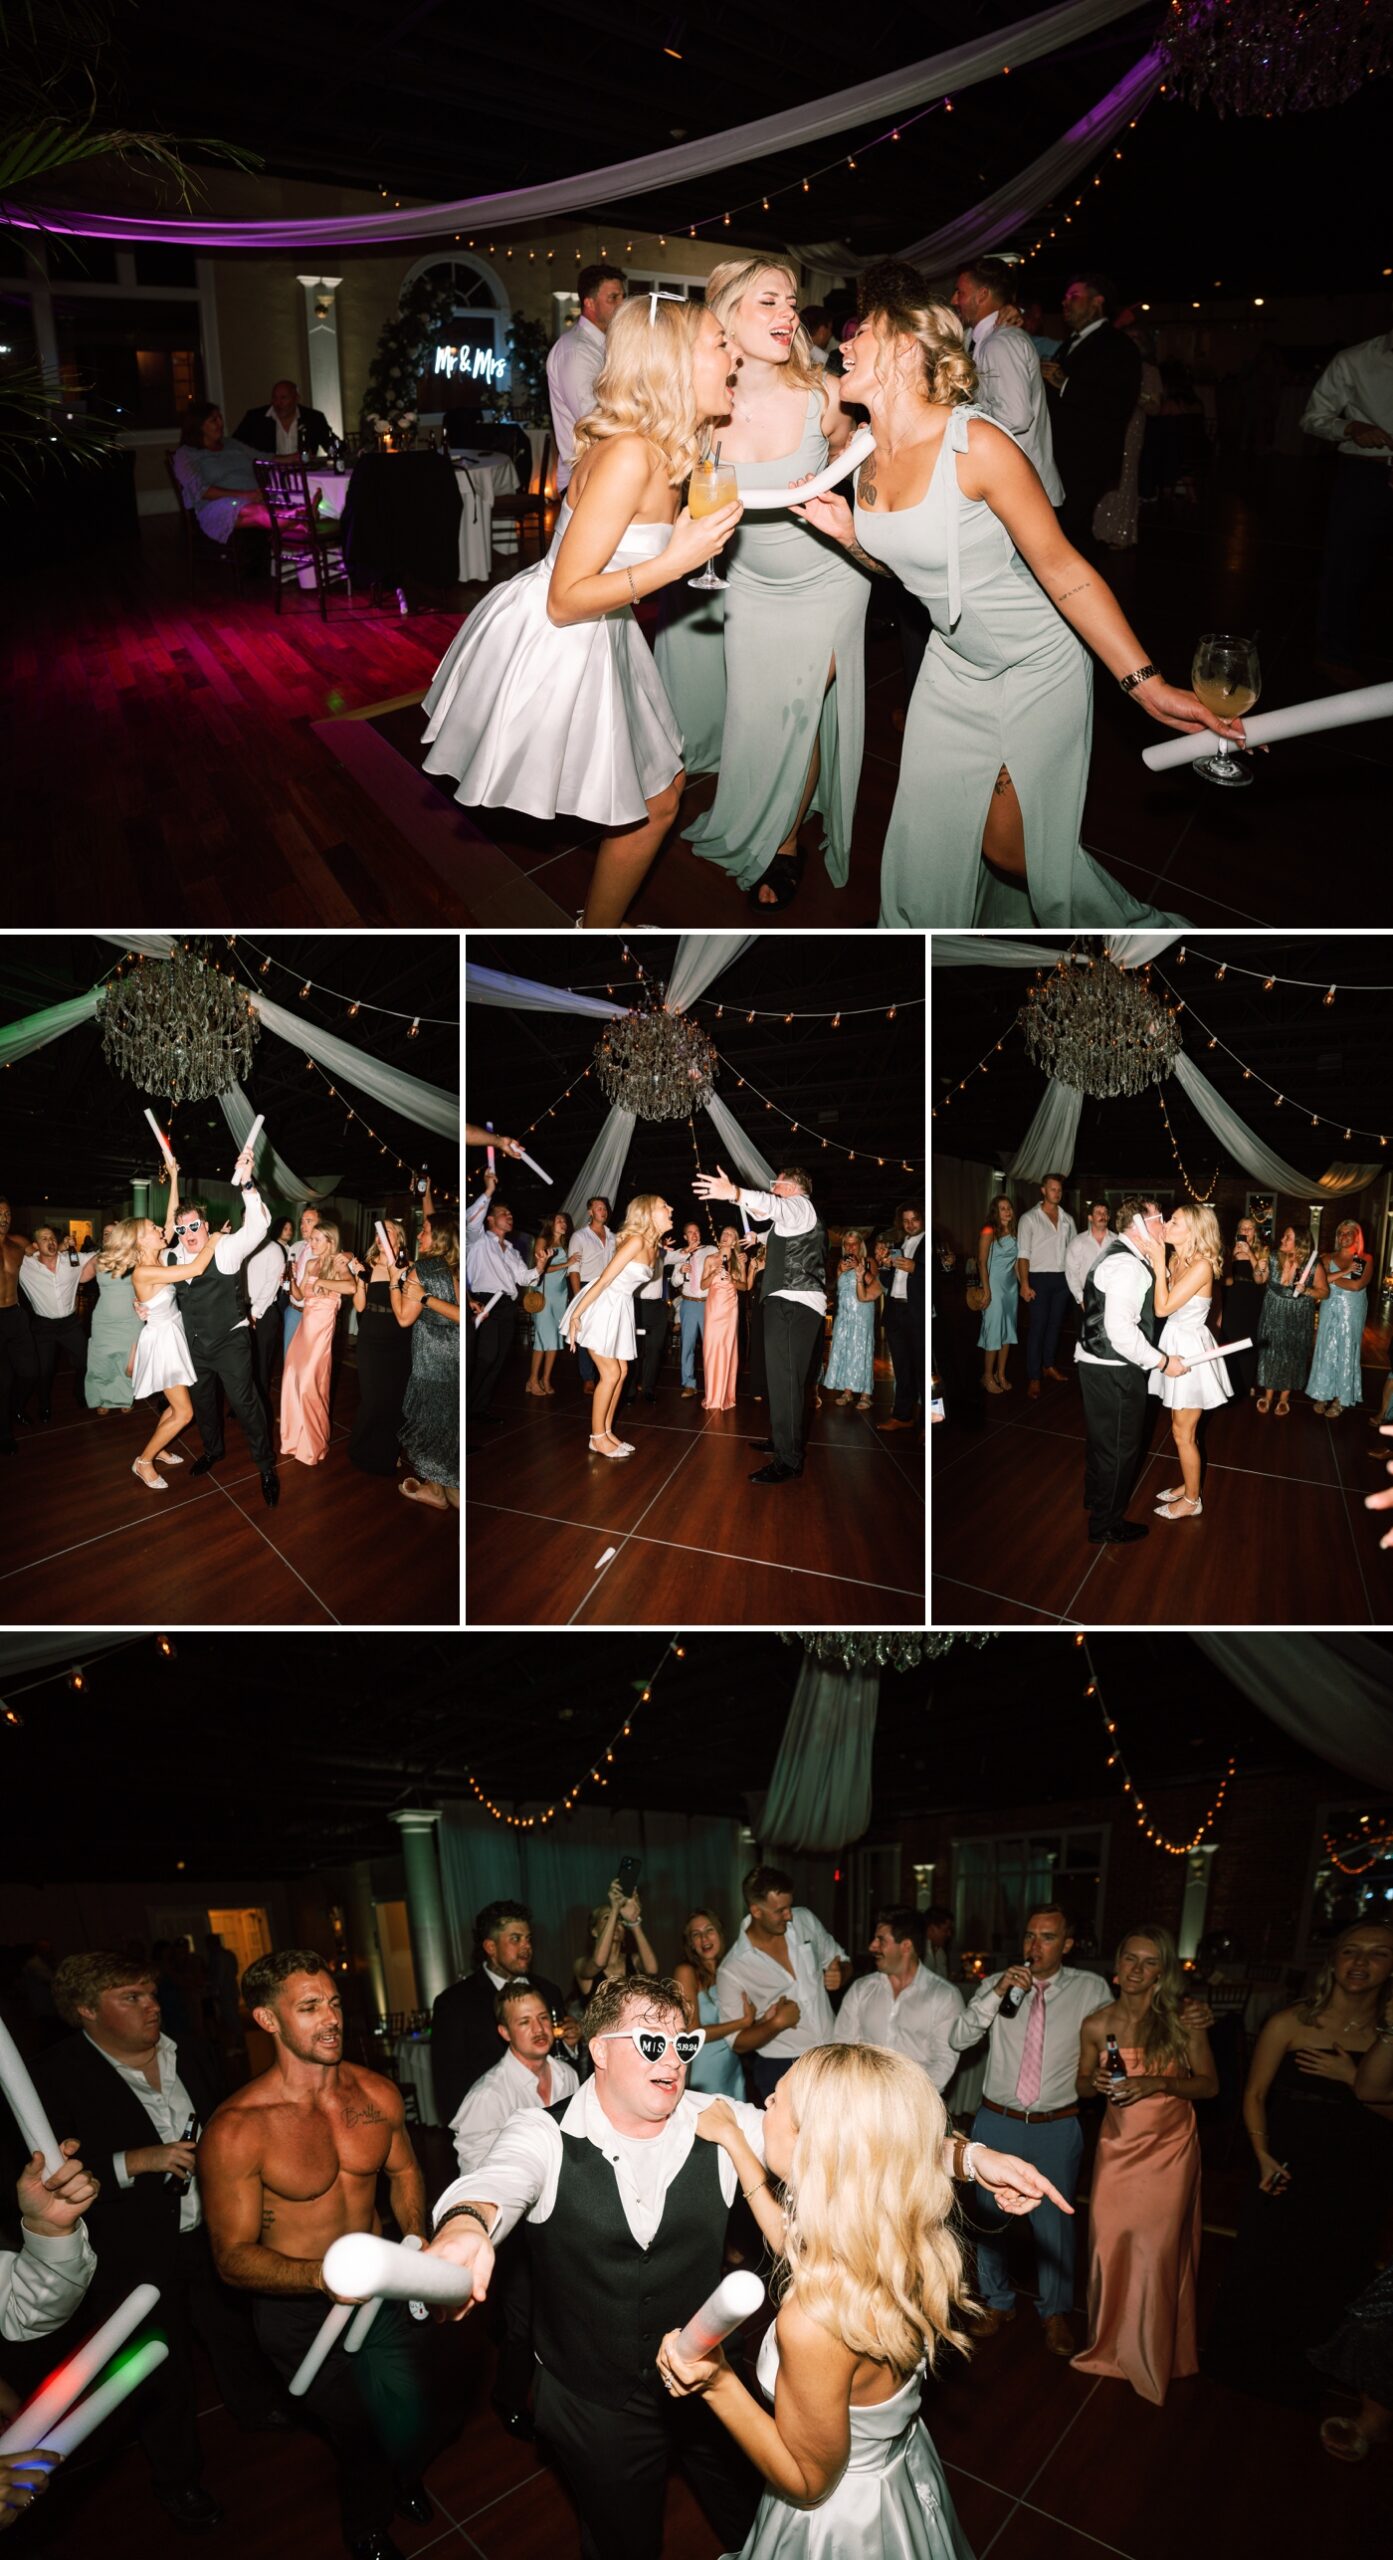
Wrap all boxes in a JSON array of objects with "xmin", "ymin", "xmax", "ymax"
[
  {"xmin": 674, "ymin": 2269, "xmax": 765, "ymax": 2361},
  {"xmin": 32, "ymin": 2340, "xmax": 170, "ymax": 2458},
  {"xmin": 142, "ymin": 1106, "xmax": 173, "ymax": 1162},
  {"xmin": 517, "ymin": 1149, "xmax": 552, "ymax": 1184},
  {"xmin": 322, "ymin": 2232, "xmax": 476, "ymax": 2308},
  {"xmin": 344, "ymin": 2233, "xmax": 422, "ymax": 2353},
  {"xmin": 1141, "ymin": 680, "xmax": 1393, "ymax": 772},
  {"xmin": 0, "ymin": 2016, "xmax": 64, "ymax": 2181},
  {"xmin": 0, "ymin": 2283, "xmax": 161, "ymax": 2454}
]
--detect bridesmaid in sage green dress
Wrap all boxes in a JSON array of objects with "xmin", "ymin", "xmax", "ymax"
[
  {"xmin": 655, "ymin": 260, "xmax": 871, "ymax": 908},
  {"xmin": 794, "ymin": 266, "xmax": 1247, "ymax": 928}
]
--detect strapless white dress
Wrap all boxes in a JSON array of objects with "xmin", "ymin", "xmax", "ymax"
[
  {"xmin": 131, "ymin": 1285, "xmax": 197, "ymax": 1398},
  {"xmin": 1148, "ymin": 1292, "xmax": 1232, "ymax": 1411},
  {"xmin": 721, "ymin": 2325, "xmax": 975, "ymax": 2559},
  {"xmin": 564, "ymin": 1257, "xmax": 651, "ymax": 1362},
  {"xmin": 420, "ymin": 501, "xmax": 684, "ymax": 827}
]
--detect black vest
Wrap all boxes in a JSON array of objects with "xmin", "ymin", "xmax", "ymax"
[
  {"xmin": 529, "ymin": 2102, "xmax": 728, "ymax": 2406},
  {"xmin": 1080, "ymin": 1237, "xmax": 1159, "ymax": 1360},
  {"xmin": 764, "ymin": 1210, "xmax": 826, "ymax": 1299},
  {"xmin": 172, "ymin": 1255, "xmax": 250, "ymax": 1357}
]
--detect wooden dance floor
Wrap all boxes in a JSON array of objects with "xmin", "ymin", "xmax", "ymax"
[
  {"xmin": 0, "ymin": 1367, "xmax": 458, "ymax": 1628},
  {"xmin": 931, "ymin": 1317, "xmax": 1391, "ymax": 1628},
  {"xmin": 466, "ymin": 1350, "xmax": 924, "ymax": 1627}
]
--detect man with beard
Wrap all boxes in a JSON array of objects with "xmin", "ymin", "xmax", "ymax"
[
  {"xmin": 0, "ymin": 1198, "xmax": 40, "ymax": 1453},
  {"xmin": 199, "ymin": 1951, "xmax": 438, "ymax": 2560}
]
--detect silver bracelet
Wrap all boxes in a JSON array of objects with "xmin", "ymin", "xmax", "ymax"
[{"xmin": 961, "ymin": 2141, "xmax": 980, "ymax": 2184}]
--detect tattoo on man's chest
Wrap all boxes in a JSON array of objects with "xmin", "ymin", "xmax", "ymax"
[{"xmin": 338, "ymin": 2101, "xmax": 389, "ymax": 2129}]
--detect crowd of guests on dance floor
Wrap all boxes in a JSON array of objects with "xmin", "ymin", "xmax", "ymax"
[
  {"xmin": 0, "ymin": 1178, "xmax": 458, "ymax": 1514},
  {"xmin": 2, "ymin": 1885, "xmax": 1389, "ymax": 2557}
]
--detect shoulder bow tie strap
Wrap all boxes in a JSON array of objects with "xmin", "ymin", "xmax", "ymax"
[{"xmin": 941, "ymin": 405, "xmax": 978, "ymax": 629}]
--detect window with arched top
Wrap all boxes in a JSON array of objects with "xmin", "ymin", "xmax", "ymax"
[{"xmin": 403, "ymin": 252, "xmax": 510, "ymax": 405}]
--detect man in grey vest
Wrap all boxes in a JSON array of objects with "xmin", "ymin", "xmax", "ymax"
[
  {"xmin": 166, "ymin": 1173, "xmax": 279, "ymax": 1507},
  {"xmin": 693, "ymin": 1163, "xmax": 824, "ymax": 1483},
  {"xmin": 1075, "ymin": 1195, "xmax": 1187, "ymax": 1545}
]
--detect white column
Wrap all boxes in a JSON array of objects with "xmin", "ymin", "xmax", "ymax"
[
  {"xmin": 296, "ymin": 276, "xmax": 345, "ymax": 437},
  {"xmin": 350, "ymin": 1860, "xmax": 388, "ymax": 2018},
  {"xmin": 1178, "ymin": 1843, "xmax": 1218, "ymax": 1962},
  {"xmin": 389, "ymin": 1810, "xmax": 449, "ymax": 2007}
]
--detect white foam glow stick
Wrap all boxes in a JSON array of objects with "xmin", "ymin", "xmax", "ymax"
[
  {"xmin": 142, "ymin": 1106, "xmax": 174, "ymax": 1163},
  {"xmin": 0, "ymin": 2016, "xmax": 64, "ymax": 2180},
  {"xmin": 1295, "ymin": 1245, "xmax": 1321, "ymax": 1291},
  {"xmin": 33, "ymin": 2340, "xmax": 170, "ymax": 2458},
  {"xmin": 1174, "ymin": 1337, "xmax": 1250, "ymax": 1366},
  {"xmin": 736, "ymin": 424, "xmax": 876, "ymax": 510},
  {"xmin": 323, "ymin": 2232, "xmax": 479, "ymax": 2308},
  {"xmin": 243, "ymin": 1115, "xmax": 265, "ymax": 1157},
  {"xmin": 472, "ymin": 1291, "xmax": 502, "ymax": 1329},
  {"xmin": 486, "ymin": 1120, "xmax": 496, "ymax": 1173},
  {"xmin": 1141, "ymin": 680, "xmax": 1393, "ymax": 771},
  {"xmin": 287, "ymin": 2302, "xmax": 353, "ymax": 2397},
  {"xmin": 518, "ymin": 1149, "xmax": 552, "ymax": 1184},
  {"xmin": 374, "ymin": 1219, "xmax": 401, "ymax": 1269},
  {"xmin": 0, "ymin": 2284, "xmax": 161, "ymax": 2454},
  {"xmin": 674, "ymin": 2269, "xmax": 765, "ymax": 2361},
  {"xmin": 344, "ymin": 2233, "xmax": 422, "ymax": 2353}
]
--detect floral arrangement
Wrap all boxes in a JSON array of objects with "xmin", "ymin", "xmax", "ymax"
[{"xmin": 359, "ymin": 274, "xmax": 459, "ymax": 439}]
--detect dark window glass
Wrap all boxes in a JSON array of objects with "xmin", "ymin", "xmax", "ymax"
[
  {"xmin": 44, "ymin": 237, "xmax": 121, "ymax": 284},
  {"xmin": 52, "ymin": 296, "xmax": 202, "ymax": 427},
  {"xmin": 132, "ymin": 246, "xmax": 198, "ymax": 288}
]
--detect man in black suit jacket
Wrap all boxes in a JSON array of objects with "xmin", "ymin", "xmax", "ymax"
[
  {"xmin": 430, "ymin": 1900, "xmax": 574, "ymax": 2129},
  {"xmin": 232, "ymin": 378, "xmax": 334, "ymax": 456},
  {"xmin": 1044, "ymin": 272, "xmax": 1142, "ymax": 556},
  {"xmin": 34, "ymin": 1953, "xmax": 286, "ymax": 2533},
  {"xmin": 878, "ymin": 1200, "xmax": 927, "ymax": 1435}
]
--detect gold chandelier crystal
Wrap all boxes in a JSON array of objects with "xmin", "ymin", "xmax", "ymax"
[{"xmin": 1022, "ymin": 955, "xmax": 1180, "ymax": 1100}]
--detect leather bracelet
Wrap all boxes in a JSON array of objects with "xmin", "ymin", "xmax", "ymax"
[
  {"xmin": 1119, "ymin": 662, "xmax": 1159, "ymax": 696},
  {"xmin": 435, "ymin": 2202, "xmax": 491, "ymax": 2238}
]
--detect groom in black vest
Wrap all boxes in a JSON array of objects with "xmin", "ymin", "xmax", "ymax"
[
  {"xmin": 693, "ymin": 1162, "xmax": 825, "ymax": 1484},
  {"xmin": 1075, "ymin": 1195, "xmax": 1187, "ymax": 1543},
  {"xmin": 166, "ymin": 1179, "xmax": 280, "ymax": 1507}
]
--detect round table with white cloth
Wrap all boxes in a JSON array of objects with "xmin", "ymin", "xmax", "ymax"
[{"xmin": 390, "ymin": 2032, "xmax": 438, "ymax": 2124}]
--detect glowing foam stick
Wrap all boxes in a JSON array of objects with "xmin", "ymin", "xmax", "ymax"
[
  {"xmin": 517, "ymin": 1149, "xmax": 552, "ymax": 1184},
  {"xmin": 344, "ymin": 2233, "xmax": 423, "ymax": 2353},
  {"xmin": 142, "ymin": 1106, "xmax": 174, "ymax": 1162},
  {"xmin": 472, "ymin": 1291, "xmax": 502, "ymax": 1329},
  {"xmin": 0, "ymin": 2015, "xmax": 64, "ymax": 2181},
  {"xmin": 243, "ymin": 1115, "xmax": 265, "ymax": 1157},
  {"xmin": 374, "ymin": 1219, "xmax": 401, "ymax": 1269},
  {"xmin": 736, "ymin": 424, "xmax": 876, "ymax": 510},
  {"xmin": 287, "ymin": 2302, "xmax": 353, "ymax": 2397},
  {"xmin": 486, "ymin": 1121, "xmax": 496, "ymax": 1173},
  {"xmin": 674, "ymin": 2269, "xmax": 765, "ymax": 2361},
  {"xmin": 1177, "ymin": 1338, "xmax": 1250, "ymax": 1365},
  {"xmin": 0, "ymin": 2284, "xmax": 161, "ymax": 2453},
  {"xmin": 1295, "ymin": 1245, "xmax": 1321, "ymax": 1291},
  {"xmin": 1141, "ymin": 680, "xmax": 1393, "ymax": 771},
  {"xmin": 323, "ymin": 2232, "xmax": 480, "ymax": 2309},
  {"xmin": 32, "ymin": 2340, "xmax": 170, "ymax": 2458}
]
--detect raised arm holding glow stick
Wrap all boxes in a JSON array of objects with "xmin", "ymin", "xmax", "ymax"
[{"xmin": 142, "ymin": 1106, "xmax": 174, "ymax": 1164}]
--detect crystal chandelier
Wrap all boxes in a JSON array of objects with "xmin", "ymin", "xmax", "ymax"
[
  {"xmin": 98, "ymin": 947, "xmax": 259, "ymax": 1109},
  {"xmin": 594, "ymin": 989, "xmax": 717, "ymax": 1122},
  {"xmin": 1021, "ymin": 955, "xmax": 1180, "ymax": 1100},
  {"xmin": 1159, "ymin": 0, "xmax": 1393, "ymax": 117},
  {"xmin": 782, "ymin": 1635, "xmax": 995, "ymax": 1672}
]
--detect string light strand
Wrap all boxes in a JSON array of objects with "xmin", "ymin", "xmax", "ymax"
[
  {"xmin": 459, "ymin": 1638, "xmax": 687, "ymax": 1826},
  {"xmin": 1083, "ymin": 1639, "xmax": 1234, "ymax": 1857}
]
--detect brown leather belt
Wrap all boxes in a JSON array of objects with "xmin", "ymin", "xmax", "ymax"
[{"xmin": 981, "ymin": 2101, "xmax": 1079, "ymax": 2125}]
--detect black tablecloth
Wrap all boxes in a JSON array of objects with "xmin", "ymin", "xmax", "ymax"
[{"xmin": 340, "ymin": 450, "xmax": 462, "ymax": 588}]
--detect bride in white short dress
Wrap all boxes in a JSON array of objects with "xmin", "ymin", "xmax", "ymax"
[
  {"xmin": 97, "ymin": 1150, "xmax": 248, "ymax": 1493},
  {"xmin": 1142, "ymin": 1201, "xmax": 1232, "ymax": 1523},
  {"xmin": 563, "ymin": 1192, "xmax": 671, "ymax": 1462}
]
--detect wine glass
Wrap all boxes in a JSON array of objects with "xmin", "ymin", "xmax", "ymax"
[
  {"xmin": 687, "ymin": 455, "xmax": 740, "ymax": 590},
  {"xmin": 1191, "ymin": 632, "xmax": 1260, "ymax": 788}
]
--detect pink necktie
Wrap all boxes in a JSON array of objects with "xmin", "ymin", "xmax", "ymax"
[{"xmin": 1015, "ymin": 1984, "xmax": 1046, "ymax": 2107}]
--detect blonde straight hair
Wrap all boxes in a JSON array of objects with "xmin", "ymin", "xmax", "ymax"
[
  {"xmin": 1298, "ymin": 1921, "xmax": 1393, "ymax": 2034},
  {"xmin": 776, "ymin": 2044, "xmax": 972, "ymax": 2377},
  {"xmin": 702, "ymin": 259, "xmax": 824, "ymax": 400},
  {"xmin": 615, "ymin": 1195, "xmax": 668, "ymax": 1260},
  {"xmin": 1171, "ymin": 1202, "xmax": 1224, "ymax": 1281},
  {"xmin": 1113, "ymin": 1925, "xmax": 1193, "ymax": 2073},
  {"xmin": 573, "ymin": 297, "xmax": 713, "ymax": 487}
]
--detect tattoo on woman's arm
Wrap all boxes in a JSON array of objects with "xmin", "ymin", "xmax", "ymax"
[
  {"xmin": 1056, "ymin": 580, "xmax": 1091, "ymax": 603},
  {"xmin": 847, "ymin": 541, "xmax": 891, "ymax": 578}
]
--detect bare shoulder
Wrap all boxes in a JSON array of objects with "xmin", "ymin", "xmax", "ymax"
[
  {"xmin": 575, "ymin": 434, "xmax": 661, "ymax": 502},
  {"xmin": 199, "ymin": 2091, "xmax": 267, "ymax": 2166},
  {"xmin": 776, "ymin": 2296, "xmax": 857, "ymax": 2379}
]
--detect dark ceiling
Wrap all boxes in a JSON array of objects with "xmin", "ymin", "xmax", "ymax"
[
  {"xmin": 467, "ymin": 933, "xmax": 925, "ymax": 1233},
  {"xmin": 2, "ymin": 1631, "xmax": 1383, "ymax": 1884},
  {"xmin": 43, "ymin": 3, "xmax": 1393, "ymax": 301},
  {"xmin": 931, "ymin": 935, "xmax": 1392, "ymax": 1193},
  {"xmin": 0, "ymin": 934, "xmax": 459, "ymax": 1207}
]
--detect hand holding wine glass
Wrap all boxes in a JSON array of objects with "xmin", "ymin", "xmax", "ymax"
[
  {"xmin": 685, "ymin": 455, "xmax": 742, "ymax": 590},
  {"xmin": 1189, "ymin": 631, "xmax": 1261, "ymax": 784}
]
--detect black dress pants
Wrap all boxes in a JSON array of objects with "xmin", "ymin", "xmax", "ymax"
[
  {"xmin": 534, "ymin": 2365, "xmax": 760, "ymax": 2560},
  {"xmin": 763, "ymin": 1297, "xmax": 823, "ymax": 1471},
  {"xmin": 254, "ymin": 2294, "xmax": 432, "ymax": 2536},
  {"xmin": 0, "ymin": 1300, "xmax": 38, "ymax": 1432},
  {"xmin": 1078, "ymin": 1360, "xmax": 1152, "ymax": 1534},
  {"xmin": 188, "ymin": 1327, "xmax": 274, "ymax": 1471},
  {"xmin": 883, "ymin": 1293, "xmax": 925, "ymax": 1421},
  {"xmin": 472, "ymin": 1298, "xmax": 513, "ymax": 1419},
  {"xmin": 31, "ymin": 1310, "xmax": 87, "ymax": 1415},
  {"xmin": 250, "ymin": 1306, "xmax": 284, "ymax": 1428}
]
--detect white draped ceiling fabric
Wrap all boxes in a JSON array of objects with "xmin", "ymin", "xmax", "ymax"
[
  {"xmin": 29, "ymin": 0, "xmax": 1147, "ymax": 249},
  {"xmin": 762, "ymin": 1658, "xmax": 881, "ymax": 1853},
  {"xmin": 931, "ymin": 933, "xmax": 1381, "ymax": 1194},
  {"xmin": 1194, "ymin": 1636, "xmax": 1393, "ymax": 1792}
]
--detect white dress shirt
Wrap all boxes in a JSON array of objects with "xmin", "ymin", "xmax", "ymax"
[
  {"xmin": 88, "ymin": 2031, "xmax": 202, "ymax": 2232},
  {"xmin": 0, "ymin": 2224, "xmax": 97, "ymax": 2342},
  {"xmin": 267, "ymin": 405, "xmax": 302, "ymax": 454},
  {"xmin": 714, "ymin": 1908, "xmax": 847, "ymax": 2059},
  {"xmin": 289, "ymin": 1235, "xmax": 320, "ymax": 1290},
  {"xmin": 244, "ymin": 1234, "xmax": 287, "ymax": 1322},
  {"xmin": 1073, "ymin": 1232, "xmax": 1167, "ymax": 1371},
  {"xmin": 733, "ymin": 1189, "xmax": 825, "ymax": 1315},
  {"xmin": 1065, "ymin": 1226, "xmax": 1109, "ymax": 1306},
  {"xmin": 171, "ymin": 1185, "xmax": 270, "ymax": 1325},
  {"xmin": 891, "ymin": 1229, "xmax": 925, "ymax": 1302},
  {"xmin": 450, "ymin": 2044, "xmax": 579, "ymax": 2181},
  {"xmin": 832, "ymin": 1963, "xmax": 964, "ymax": 2092},
  {"xmin": 949, "ymin": 1966, "xmax": 1112, "ymax": 2113},
  {"xmin": 18, "ymin": 1254, "xmax": 91, "ymax": 1318},
  {"xmin": 671, "ymin": 1243, "xmax": 708, "ymax": 1302},
  {"xmin": 1301, "ymin": 332, "xmax": 1393, "ymax": 459},
  {"xmin": 1015, "ymin": 1202, "xmax": 1076, "ymax": 1275},
  {"xmin": 567, "ymin": 1224, "xmax": 615, "ymax": 1290},
  {"xmin": 546, "ymin": 316, "xmax": 608, "ymax": 490},
  {"xmin": 466, "ymin": 1226, "xmax": 530, "ymax": 1299},
  {"xmin": 971, "ymin": 309, "xmax": 1064, "ymax": 504},
  {"xmin": 434, "ymin": 2076, "xmax": 768, "ymax": 2250}
]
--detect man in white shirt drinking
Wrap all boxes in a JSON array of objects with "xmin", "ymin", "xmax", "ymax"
[
  {"xmin": 1015, "ymin": 1175, "xmax": 1077, "ymax": 1399},
  {"xmin": 833, "ymin": 1907, "xmax": 962, "ymax": 2091}
]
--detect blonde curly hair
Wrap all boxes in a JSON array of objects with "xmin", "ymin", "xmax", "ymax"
[
  {"xmin": 701, "ymin": 259, "xmax": 824, "ymax": 399},
  {"xmin": 572, "ymin": 296, "xmax": 716, "ymax": 488},
  {"xmin": 1170, "ymin": 1202, "xmax": 1224, "ymax": 1282},
  {"xmin": 97, "ymin": 1217, "xmax": 153, "ymax": 1278},
  {"xmin": 858, "ymin": 261, "xmax": 978, "ymax": 410}
]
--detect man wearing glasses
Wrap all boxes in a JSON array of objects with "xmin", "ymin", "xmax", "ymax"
[{"xmin": 166, "ymin": 1185, "xmax": 280, "ymax": 1508}]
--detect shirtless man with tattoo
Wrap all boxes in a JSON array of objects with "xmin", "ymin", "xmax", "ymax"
[
  {"xmin": 199, "ymin": 1951, "xmax": 439, "ymax": 2560},
  {"xmin": 0, "ymin": 1199, "xmax": 39, "ymax": 1453}
]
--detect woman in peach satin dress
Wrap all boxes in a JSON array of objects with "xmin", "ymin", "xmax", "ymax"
[
  {"xmin": 280, "ymin": 1221, "xmax": 357, "ymax": 1467},
  {"xmin": 700, "ymin": 1226, "xmax": 748, "ymax": 1412},
  {"xmin": 1072, "ymin": 1926, "xmax": 1218, "ymax": 2404}
]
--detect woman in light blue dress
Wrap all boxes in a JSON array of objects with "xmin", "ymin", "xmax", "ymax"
[
  {"xmin": 820, "ymin": 1233, "xmax": 880, "ymax": 1407},
  {"xmin": 526, "ymin": 1211, "xmax": 573, "ymax": 1397},
  {"xmin": 673, "ymin": 1911, "xmax": 756, "ymax": 2100},
  {"xmin": 656, "ymin": 260, "xmax": 871, "ymax": 909},
  {"xmin": 976, "ymin": 1195, "xmax": 1019, "ymax": 1394},
  {"xmin": 794, "ymin": 270, "xmax": 1247, "ymax": 929},
  {"xmin": 84, "ymin": 1232, "xmax": 142, "ymax": 1410},
  {"xmin": 1306, "ymin": 1220, "xmax": 1370, "ymax": 1417}
]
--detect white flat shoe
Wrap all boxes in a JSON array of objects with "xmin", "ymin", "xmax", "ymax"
[
  {"xmin": 1156, "ymin": 1495, "xmax": 1202, "ymax": 1520},
  {"xmin": 132, "ymin": 1461, "xmax": 168, "ymax": 1492},
  {"xmin": 155, "ymin": 1450, "xmax": 184, "ymax": 1465},
  {"xmin": 1155, "ymin": 1485, "xmax": 1185, "ymax": 1505},
  {"xmin": 588, "ymin": 1435, "xmax": 633, "ymax": 1459}
]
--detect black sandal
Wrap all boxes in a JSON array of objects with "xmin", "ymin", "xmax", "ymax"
[{"xmin": 748, "ymin": 847, "xmax": 806, "ymax": 910}]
